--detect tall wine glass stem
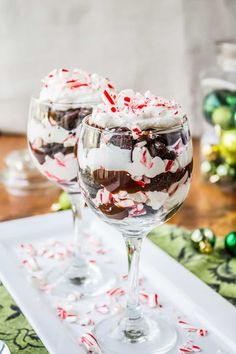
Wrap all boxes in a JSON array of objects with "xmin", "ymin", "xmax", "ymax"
[
  {"xmin": 68, "ymin": 192, "xmax": 87, "ymax": 267},
  {"xmin": 122, "ymin": 235, "xmax": 147, "ymax": 342}
]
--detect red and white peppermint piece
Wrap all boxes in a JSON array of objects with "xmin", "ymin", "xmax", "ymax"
[
  {"xmin": 140, "ymin": 148, "xmax": 153, "ymax": 169},
  {"xmin": 96, "ymin": 188, "xmax": 113, "ymax": 206},
  {"xmin": 103, "ymin": 89, "xmax": 117, "ymax": 113},
  {"xmin": 129, "ymin": 205, "xmax": 146, "ymax": 217},
  {"xmin": 89, "ymin": 259, "xmax": 97, "ymax": 264},
  {"xmin": 165, "ymin": 159, "xmax": 175, "ymax": 172},
  {"xmin": 54, "ymin": 157, "xmax": 66, "ymax": 167},
  {"xmin": 197, "ymin": 328, "xmax": 208, "ymax": 337},
  {"xmin": 148, "ymin": 293, "xmax": 159, "ymax": 308},
  {"xmin": 40, "ymin": 283, "xmax": 53, "ymax": 293},
  {"xmin": 107, "ymin": 287, "xmax": 125, "ymax": 297},
  {"xmin": 57, "ymin": 307, "xmax": 68, "ymax": 320},
  {"xmin": 57, "ymin": 307, "xmax": 76, "ymax": 321},
  {"xmin": 178, "ymin": 320, "xmax": 208, "ymax": 337},
  {"xmin": 95, "ymin": 304, "xmax": 110, "ymax": 315},
  {"xmin": 43, "ymin": 250, "xmax": 55, "ymax": 259},
  {"xmin": 79, "ymin": 317, "xmax": 95, "ymax": 326},
  {"xmin": 139, "ymin": 291, "xmax": 149, "ymax": 303},
  {"xmin": 22, "ymin": 257, "xmax": 40, "ymax": 272},
  {"xmin": 111, "ymin": 303, "xmax": 124, "ymax": 315},
  {"xmin": 20, "ymin": 243, "xmax": 36, "ymax": 256},
  {"xmin": 178, "ymin": 344, "xmax": 201, "ymax": 353},
  {"xmin": 80, "ymin": 332, "xmax": 101, "ymax": 354},
  {"xmin": 115, "ymin": 198, "xmax": 136, "ymax": 208},
  {"xmin": 66, "ymin": 292, "xmax": 81, "ymax": 303},
  {"xmin": 96, "ymin": 248, "xmax": 107, "ymax": 255},
  {"xmin": 135, "ymin": 180, "xmax": 146, "ymax": 188},
  {"xmin": 132, "ymin": 127, "xmax": 142, "ymax": 138}
]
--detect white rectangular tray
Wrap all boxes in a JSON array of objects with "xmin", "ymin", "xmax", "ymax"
[{"xmin": 0, "ymin": 210, "xmax": 235, "ymax": 354}]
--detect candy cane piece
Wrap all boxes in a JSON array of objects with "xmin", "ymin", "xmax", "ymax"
[
  {"xmin": 107, "ymin": 287, "xmax": 125, "ymax": 297},
  {"xmin": 20, "ymin": 243, "xmax": 36, "ymax": 256},
  {"xmin": 95, "ymin": 304, "xmax": 110, "ymax": 315},
  {"xmin": 148, "ymin": 293, "xmax": 159, "ymax": 308},
  {"xmin": 80, "ymin": 333, "xmax": 102, "ymax": 354}
]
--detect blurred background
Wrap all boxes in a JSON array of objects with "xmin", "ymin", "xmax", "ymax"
[
  {"xmin": 0, "ymin": 0, "xmax": 236, "ymax": 135},
  {"xmin": 0, "ymin": 0, "xmax": 235, "ymax": 225}
]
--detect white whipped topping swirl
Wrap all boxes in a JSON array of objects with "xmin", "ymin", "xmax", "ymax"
[
  {"xmin": 39, "ymin": 68, "xmax": 115, "ymax": 105},
  {"xmin": 89, "ymin": 89, "xmax": 184, "ymax": 130}
]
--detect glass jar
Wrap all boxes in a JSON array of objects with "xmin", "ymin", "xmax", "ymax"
[{"xmin": 201, "ymin": 40, "xmax": 236, "ymax": 192}]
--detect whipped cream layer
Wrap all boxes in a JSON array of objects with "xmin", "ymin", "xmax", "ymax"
[
  {"xmin": 28, "ymin": 109, "xmax": 82, "ymax": 185},
  {"xmin": 89, "ymin": 89, "xmax": 184, "ymax": 130},
  {"xmin": 79, "ymin": 139, "xmax": 192, "ymax": 179},
  {"xmin": 39, "ymin": 68, "xmax": 114, "ymax": 107}
]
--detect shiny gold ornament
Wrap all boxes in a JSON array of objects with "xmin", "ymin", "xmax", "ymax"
[
  {"xmin": 199, "ymin": 240, "xmax": 214, "ymax": 254},
  {"xmin": 191, "ymin": 228, "xmax": 216, "ymax": 254},
  {"xmin": 202, "ymin": 144, "xmax": 220, "ymax": 162},
  {"xmin": 220, "ymin": 129, "xmax": 236, "ymax": 165}
]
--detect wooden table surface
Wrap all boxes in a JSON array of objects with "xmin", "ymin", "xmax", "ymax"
[{"xmin": 0, "ymin": 134, "xmax": 235, "ymax": 236}]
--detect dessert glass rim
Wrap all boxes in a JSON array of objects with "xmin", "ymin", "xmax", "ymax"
[
  {"xmin": 31, "ymin": 97, "xmax": 99, "ymax": 108},
  {"xmin": 82, "ymin": 114, "xmax": 189, "ymax": 135}
]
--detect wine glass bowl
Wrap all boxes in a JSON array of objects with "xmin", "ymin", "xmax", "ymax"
[{"xmin": 79, "ymin": 116, "xmax": 192, "ymax": 234}]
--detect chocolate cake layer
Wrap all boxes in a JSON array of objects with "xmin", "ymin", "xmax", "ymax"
[
  {"xmin": 29, "ymin": 142, "xmax": 74, "ymax": 165},
  {"xmin": 48, "ymin": 107, "xmax": 92, "ymax": 131}
]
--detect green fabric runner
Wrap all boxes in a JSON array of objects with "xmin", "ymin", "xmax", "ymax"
[
  {"xmin": 1, "ymin": 224, "xmax": 236, "ymax": 353},
  {"xmin": 149, "ymin": 224, "xmax": 236, "ymax": 306},
  {"xmin": 0, "ymin": 283, "xmax": 48, "ymax": 353}
]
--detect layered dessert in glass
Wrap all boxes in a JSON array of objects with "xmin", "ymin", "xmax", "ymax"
[{"xmin": 79, "ymin": 89, "xmax": 192, "ymax": 231}]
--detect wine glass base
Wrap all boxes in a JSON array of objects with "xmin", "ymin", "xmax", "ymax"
[
  {"xmin": 94, "ymin": 313, "xmax": 177, "ymax": 354},
  {"xmin": 47, "ymin": 261, "xmax": 117, "ymax": 297}
]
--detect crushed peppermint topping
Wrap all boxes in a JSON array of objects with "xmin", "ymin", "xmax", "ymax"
[
  {"xmin": 89, "ymin": 89, "xmax": 184, "ymax": 131},
  {"xmin": 39, "ymin": 68, "xmax": 115, "ymax": 105}
]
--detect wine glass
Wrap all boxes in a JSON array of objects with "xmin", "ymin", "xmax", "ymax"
[
  {"xmin": 27, "ymin": 98, "xmax": 116, "ymax": 296},
  {"xmin": 78, "ymin": 115, "xmax": 193, "ymax": 353}
]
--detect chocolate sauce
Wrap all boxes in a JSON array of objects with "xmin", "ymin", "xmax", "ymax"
[
  {"xmin": 99, "ymin": 203, "xmax": 129, "ymax": 220},
  {"xmin": 93, "ymin": 170, "xmax": 141, "ymax": 193},
  {"xmin": 92, "ymin": 161, "xmax": 193, "ymax": 194}
]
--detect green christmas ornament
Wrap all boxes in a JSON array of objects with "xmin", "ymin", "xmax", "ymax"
[
  {"xmin": 202, "ymin": 228, "xmax": 216, "ymax": 246},
  {"xmin": 225, "ymin": 93, "xmax": 236, "ymax": 107},
  {"xmin": 191, "ymin": 228, "xmax": 216, "ymax": 254},
  {"xmin": 220, "ymin": 129, "xmax": 236, "ymax": 165},
  {"xmin": 225, "ymin": 231, "xmax": 236, "ymax": 257},
  {"xmin": 203, "ymin": 92, "xmax": 221, "ymax": 123},
  {"xmin": 191, "ymin": 228, "xmax": 204, "ymax": 249},
  {"xmin": 217, "ymin": 89, "xmax": 235, "ymax": 104},
  {"xmin": 212, "ymin": 106, "xmax": 233, "ymax": 130},
  {"xmin": 59, "ymin": 192, "xmax": 71, "ymax": 210}
]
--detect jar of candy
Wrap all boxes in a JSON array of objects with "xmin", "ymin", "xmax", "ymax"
[{"xmin": 201, "ymin": 40, "xmax": 236, "ymax": 192}]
